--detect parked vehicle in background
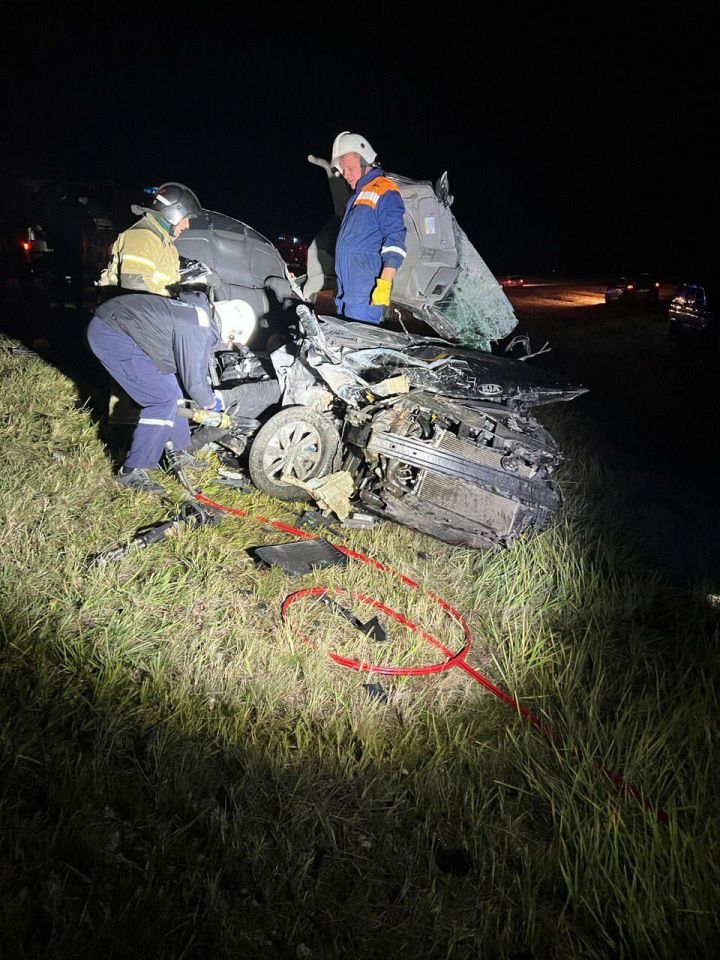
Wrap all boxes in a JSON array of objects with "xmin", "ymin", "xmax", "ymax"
[
  {"xmin": 605, "ymin": 273, "xmax": 660, "ymax": 303},
  {"xmin": 668, "ymin": 282, "xmax": 714, "ymax": 341},
  {"xmin": 0, "ymin": 206, "xmax": 53, "ymax": 348},
  {"xmin": 1, "ymin": 179, "xmax": 117, "ymax": 306},
  {"xmin": 501, "ymin": 274, "xmax": 525, "ymax": 289}
]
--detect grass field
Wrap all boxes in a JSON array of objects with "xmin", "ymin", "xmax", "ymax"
[{"xmin": 1, "ymin": 327, "xmax": 719, "ymax": 959}]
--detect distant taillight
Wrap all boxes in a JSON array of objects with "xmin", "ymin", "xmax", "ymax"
[
  {"xmin": 21, "ymin": 240, "xmax": 32, "ymax": 252},
  {"xmin": 655, "ymin": 281, "xmax": 660, "ymax": 287},
  {"xmin": 627, "ymin": 284, "xmax": 635, "ymax": 290}
]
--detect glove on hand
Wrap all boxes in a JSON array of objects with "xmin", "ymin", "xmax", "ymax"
[
  {"xmin": 206, "ymin": 393, "xmax": 224, "ymax": 413},
  {"xmin": 371, "ymin": 277, "xmax": 392, "ymax": 307}
]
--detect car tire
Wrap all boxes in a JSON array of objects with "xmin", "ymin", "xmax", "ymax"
[{"xmin": 248, "ymin": 406, "xmax": 342, "ymax": 502}]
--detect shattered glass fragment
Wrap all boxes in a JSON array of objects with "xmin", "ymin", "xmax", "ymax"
[{"xmin": 429, "ymin": 220, "xmax": 518, "ymax": 351}]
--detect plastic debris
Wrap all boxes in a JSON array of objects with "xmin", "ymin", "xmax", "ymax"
[
  {"xmin": 296, "ymin": 510, "xmax": 342, "ymax": 537},
  {"xmin": 282, "ymin": 471, "xmax": 355, "ymax": 520},
  {"xmin": 215, "ymin": 467, "xmax": 253, "ymax": 491},
  {"xmin": 372, "ymin": 374, "xmax": 410, "ymax": 397},
  {"xmin": 340, "ymin": 511, "xmax": 377, "ymax": 530},
  {"xmin": 362, "ymin": 682, "xmax": 389, "ymax": 704},
  {"xmin": 318, "ymin": 595, "xmax": 387, "ymax": 642},
  {"xmin": 249, "ymin": 538, "xmax": 348, "ymax": 576}
]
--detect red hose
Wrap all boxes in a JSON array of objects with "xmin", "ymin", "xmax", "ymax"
[
  {"xmin": 195, "ymin": 491, "xmax": 669, "ymax": 824},
  {"xmin": 281, "ymin": 586, "xmax": 471, "ymax": 675}
]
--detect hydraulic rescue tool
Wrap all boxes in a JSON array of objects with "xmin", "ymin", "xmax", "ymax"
[{"xmin": 89, "ymin": 500, "xmax": 222, "ymax": 565}]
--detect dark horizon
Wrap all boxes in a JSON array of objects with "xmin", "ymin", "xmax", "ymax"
[{"xmin": 1, "ymin": 5, "xmax": 714, "ymax": 279}]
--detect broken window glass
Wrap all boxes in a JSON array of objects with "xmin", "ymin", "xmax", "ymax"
[{"xmin": 427, "ymin": 220, "xmax": 518, "ymax": 352}]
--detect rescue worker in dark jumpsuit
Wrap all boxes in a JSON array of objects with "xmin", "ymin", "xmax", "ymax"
[
  {"xmin": 88, "ymin": 293, "xmax": 222, "ymax": 495},
  {"xmin": 89, "ymin": 183, "xmax": 222, "ymax": 494},
  {"xmin": 331, "ymin": 132, "xmax": 407, "ymax": 324}
]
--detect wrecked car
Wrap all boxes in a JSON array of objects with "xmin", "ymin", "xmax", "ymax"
[{"xmin": 174, "ymin": 165, "xmax": 586, "ymax": 549}]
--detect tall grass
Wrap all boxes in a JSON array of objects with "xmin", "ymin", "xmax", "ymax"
[{"xmin": 1, "ymin": 336, "xmax": 718, "ymax": 958}]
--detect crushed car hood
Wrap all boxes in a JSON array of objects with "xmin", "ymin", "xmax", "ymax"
[{"xmin": 317, "ymin": 315, "xmax": 586, "ymax": 406}]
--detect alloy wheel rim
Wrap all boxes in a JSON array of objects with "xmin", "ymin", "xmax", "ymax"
[{"xmin": 262, "ymin": 421, "xmax": 323, "ymax": 481}]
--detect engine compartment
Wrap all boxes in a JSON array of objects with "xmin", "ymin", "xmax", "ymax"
[{"xmin": 344, "ymin": 394, "xmax": 561, "ymax": 548}]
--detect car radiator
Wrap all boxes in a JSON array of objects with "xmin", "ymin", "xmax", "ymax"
[
  {"xmin": 417, "ymin": 433, "xmax": 526, "ymax": 534},
  {"xmin": 366, "ymin": 428, "xmax": 557, "ymax": 539}
]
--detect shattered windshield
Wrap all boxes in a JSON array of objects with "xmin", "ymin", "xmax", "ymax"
[
  {"xmin": 429, "ymin": 220, "xmax": 518, "ymax": 352},
  {"xmin": 306, "ymin": 158, "xmax": 519, "ymax": 352}
]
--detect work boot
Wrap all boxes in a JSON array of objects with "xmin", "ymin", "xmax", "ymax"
[
  {"xmin": 163, "ymin": 446, "xmax": 211, "ymax": 473},
  {"xmin": 116, "ymin": 466, "xmax": 165, "ymax": 495}
]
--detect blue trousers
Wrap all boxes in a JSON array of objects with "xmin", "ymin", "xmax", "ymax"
[
  {"xmin": 87, "ymin": 316, "xmax": 189, "ymax": 469},
  {"xmin": 336, "ymin": 298, "xmax": 383, "ymax": 325}
]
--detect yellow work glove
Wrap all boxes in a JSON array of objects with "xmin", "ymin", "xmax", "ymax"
[{"xmin": 370, "ymin": 277, "xmax": 392, "ymax": 307}]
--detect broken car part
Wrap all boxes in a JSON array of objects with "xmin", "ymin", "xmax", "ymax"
[
  {"xmin": 317, "ymin": 595, "xmax": 387, "ymax": 642},
  {"xmin": 249, "ymin": 538, "xmax": 348, "ymax": 577}
]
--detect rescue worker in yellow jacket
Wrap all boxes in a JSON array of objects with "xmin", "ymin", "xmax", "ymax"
[{"xmin": 99, "ymin": 182, "xmax": 201, "ymax": 296}]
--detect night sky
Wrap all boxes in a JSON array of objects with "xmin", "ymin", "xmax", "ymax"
[{"xmin": 2, "ymin": 3, "xmax": 714, "ymax": 278}]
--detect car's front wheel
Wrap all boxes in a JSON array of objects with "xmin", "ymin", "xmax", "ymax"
[{"xmin": 248, "ymin": 406, "xmax": 342, "ymax": 501}]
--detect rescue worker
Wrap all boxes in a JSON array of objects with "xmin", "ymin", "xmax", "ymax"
[
  {"xmin": 94, "ymin": 181, "xmax": 209, "ymax": 488},
  {"xmin": 98, "ymin": 181, "xmax": 201, "ymax": 295},
  {"xmin": 87, "ymin": 292, "xmax": 223, "ymax": 494},
  {"xmin": 331, "ymin": 132, "xmax": 407, "ymax": 324}
]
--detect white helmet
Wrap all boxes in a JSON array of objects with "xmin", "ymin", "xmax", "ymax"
[
  {"xmin": 214, "ymin": 299, "xmax": 256, "ymax": 346},
  {"xmin": 331, "ymin": 131, "xmax": 377, "ymax": 174}
]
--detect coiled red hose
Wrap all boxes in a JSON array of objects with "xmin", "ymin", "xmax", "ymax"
[{"xmin": 195, "ymin": 491, "xmax": 669, "ymax": 824}]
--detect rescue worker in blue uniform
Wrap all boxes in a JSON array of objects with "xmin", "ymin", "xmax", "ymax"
[
  {"xmin": 87, "ymin": 292, "xmax": 223, "ymax": 494},
  {"xmin": 331, "ymin": 132, "xmax": 407, "ymax": 324}
]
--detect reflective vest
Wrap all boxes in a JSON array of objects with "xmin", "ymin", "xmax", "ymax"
[{"xmin": 99, "ymin": 213, "xmax": 180, "ymax": 296}]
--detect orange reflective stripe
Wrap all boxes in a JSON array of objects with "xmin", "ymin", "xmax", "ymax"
[
  {"xmin": 370, "ymin": 177, "xmax": 399, "ymax": 196},
  {"xmin": 354, "ymin": 192, "xmax": 379, "ymax": 208},
  {"xmin": 353, "ymin": 176, "xmax": 399, "ymax": 209}
]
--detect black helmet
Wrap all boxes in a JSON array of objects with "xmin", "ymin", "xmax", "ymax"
[{"xmin": 150, "ymin": 182, "xmax": 201, "ymax": 225}]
